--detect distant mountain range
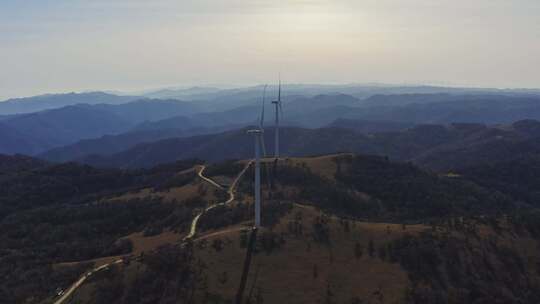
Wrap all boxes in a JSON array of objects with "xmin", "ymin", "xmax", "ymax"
[
  {"xmin": 141, "ymin": 84, "xmax": 540, "ymax": 103},
  {"xmin": 0, "ymin": 99, "xmax": 205, "ymax": 154},
  {"xmin": 180, "ymin": 94, "xmax": 540, "ymax": 129},
  {"xmin": 0, "ymin": 154, "xmax": 47, "ymax": 173},
  {"xmin": 288, "ymin": 95, "xmax": 540, "ymax": 126},
  {"xmin": 130, "ymin": 93, "xmax": 540, "ymax": 130},
  {"xmin": 142, "ymin": 86, "xmax": 222, "ymax": 99},
  {"xmin": 73, "ymin": 127, "xmax": 373, "ymax": 168},
  {"xmin": 326, "ymin": 119, "xmax": 414, "ymax": 133},
  {"xmin": 3, "ymin": 87, "xmax": 540, "ymax": 159},
  {"xmin": 0, "ymin": 92, "xmax": 139, "ymax": 115},
  {"xmin": 45, "ymin": 120, "xmax": 540, "ymax": 171},
  {"xmin": 413, "ymin": 120, "xmax": 540, "ymax": 170},
  {"xmin": 39, "ymin": 124, "xmax": 246, "ymax": 163}
]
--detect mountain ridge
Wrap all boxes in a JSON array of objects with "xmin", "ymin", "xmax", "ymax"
[{"xmin": 0, "ymin": 92, "xmax": 140, "ymax": 115}]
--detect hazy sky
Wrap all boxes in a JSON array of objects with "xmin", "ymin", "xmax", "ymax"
[{"xmin": 1, "ymin": 0, "xmax": 539, "ymax": 99}]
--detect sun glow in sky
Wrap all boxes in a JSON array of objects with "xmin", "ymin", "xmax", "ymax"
[{"xmin": 1, "ymin": 0, "xmax": 539, "ymax": 98}]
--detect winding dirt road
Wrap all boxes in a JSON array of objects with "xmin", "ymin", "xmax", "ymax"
[
  {"xmin": 53, "ymin": 259, "xmax": 123, "ymax": 304},
  {"xmin": 183, "ymin": 162, "xmax": 251, "ymax": 241},
  {"xmin": 196, "ymin": 165, "xmax": 224, "ymax": 190},
  {"xmin": 53, "ymin": 162, "xmax": 251, "ymax": 304}
]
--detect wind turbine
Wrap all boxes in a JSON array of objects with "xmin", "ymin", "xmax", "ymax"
[
  {"xmin": 247, "ymin": 128, "xmax": 262, "ymax": 228},
  {"xmin": 247, "ymin": 85, "xmax": 268, "ymax": 228},
  {"xmin": 260, "ymin": 85, "xmax": 268, "ymax": 158},
  {"xmin": 271, "ymin": 79, "xmax": 283, "ymax": 158}
]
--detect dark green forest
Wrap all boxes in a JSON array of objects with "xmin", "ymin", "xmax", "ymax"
[{"xmin": 0, "ymin": 158, "xmax": 202, "ymax": 303}]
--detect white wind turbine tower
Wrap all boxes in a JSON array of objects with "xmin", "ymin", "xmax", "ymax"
[
  {"xmin": 247, "ymin": 85, "xmax": 268, "ymax": 228},
  {"xmin": 271, "ymin": 79, "xmax": 283, "ymax": 159}
]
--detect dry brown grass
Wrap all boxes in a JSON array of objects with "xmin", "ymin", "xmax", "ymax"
[
  {"xmin": 237, "ymin": 153, "xmax": 353, "ymax": 181},
  {"xmin": 123, "ymin": 230, "xmax": 182, "ymax": 255},
  {"xmin": 195, "ymin": 204, "xmax": 429, "ymax": 304},
  {"xmin": 285, "ymin": 153, "xmax": 353, "ymax": 180},
  {"xmin": 55, "ymin": 254, "xmax": 125, "ymax": 269},
  {"xmin": 106, "ymin": 187, "xmax": 154, "ymax": 202},
  {"xmin": 210, "ymin": 175, "xmax": 234, "ymax": 187},
  {"xmin": 106, "ymin": 180, "xmax": 218, "ymax": 205},
  {"xmin": 65, "ymin": 203, "xmax": 540, "ymax": 304},
  {"xmin": 104, "ymin": 165, "xmax": 220, "ymax": 204},
  {"xmin": 54, "ymin": 230, "xmax": 183, "ymax": 269}
]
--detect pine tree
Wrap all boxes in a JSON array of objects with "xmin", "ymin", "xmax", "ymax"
[
  {"xmin": 368, "ymin": 239, "xmax": 375, "ymax": 257},
  {"xmin": 354, "ymin": 242, "xmax": 363, "ymax": 259}
]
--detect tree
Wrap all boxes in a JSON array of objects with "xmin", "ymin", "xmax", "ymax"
[
  {"xmin": 350, "ymin": 297, "xmax": 363, "ymax": 304},
  {"xmin": 219, "ymin": 271, "xmax": 228, "ymax": 284},
  {"xmin": 355, "ymin": 242, "xmax": 363, "ymax": 259},
  {"xmin": 368, "ymin": 239, "xmax": 375, "ymax": 257},
  {"xmin": 313, "ymin": 215, "xmax": 331, "ymax": 244},
  {"xmin": 324, "ymin": 282, "xmax": 335, "ymax": 304},
  {"xmin": 240, "ymin": 229, "xmax": 248, "ymax": 248},
  {"xmin": 197, "ymin": 183, "xmax": 207, "ymax": 196},
  {"xmin": 378, "ymin": 245, "xmax": 387, "ymax": 261},
  {"xmin": 343, "ymin": 220, "xmax": 351, "ymax": 233},
  {"xmin": 255, "ymin": 287, "xmax": 264, "ymax": 304},
  {"xmin": 212, "ymin": 238, "xmax": 224, "ymax": 252}
]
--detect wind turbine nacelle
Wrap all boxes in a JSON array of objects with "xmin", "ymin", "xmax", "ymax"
[{"xmin": 247, "ymin": 129, "xmax": 264, "ymax": 134}]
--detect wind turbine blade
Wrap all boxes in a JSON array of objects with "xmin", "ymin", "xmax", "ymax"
[
  {"xmin": 278, "ymin": 79, "xmax": 283, "ymax": 120},
  {"xmin": 260, "ymin": 85, "xmax": 267, "ymax": 129},
  {"xmin": 261, "ymin": 132, "xmax": 267, "ymax": 157},
  {"xmin": 278, "ymin": 76, "xmax": 281, "ymax": 102}
]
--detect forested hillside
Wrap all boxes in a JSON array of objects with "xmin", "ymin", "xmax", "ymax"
[{"xmin": 44, "ymin": 119, "xmax": 540, "ymax": 172}]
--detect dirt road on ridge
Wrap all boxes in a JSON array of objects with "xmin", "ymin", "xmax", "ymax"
[{"xmin": 53, "ymin": 162, "xmax": 252, "ymax": 304}]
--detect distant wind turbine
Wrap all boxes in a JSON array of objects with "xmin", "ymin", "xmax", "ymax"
[
  {"xmin": 260, "ymin": 85, "xmax": 268, "ymax": 158},
  {"xmin": 271, "ymin": 78, "xmax": 283, "ymax": 158}
]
